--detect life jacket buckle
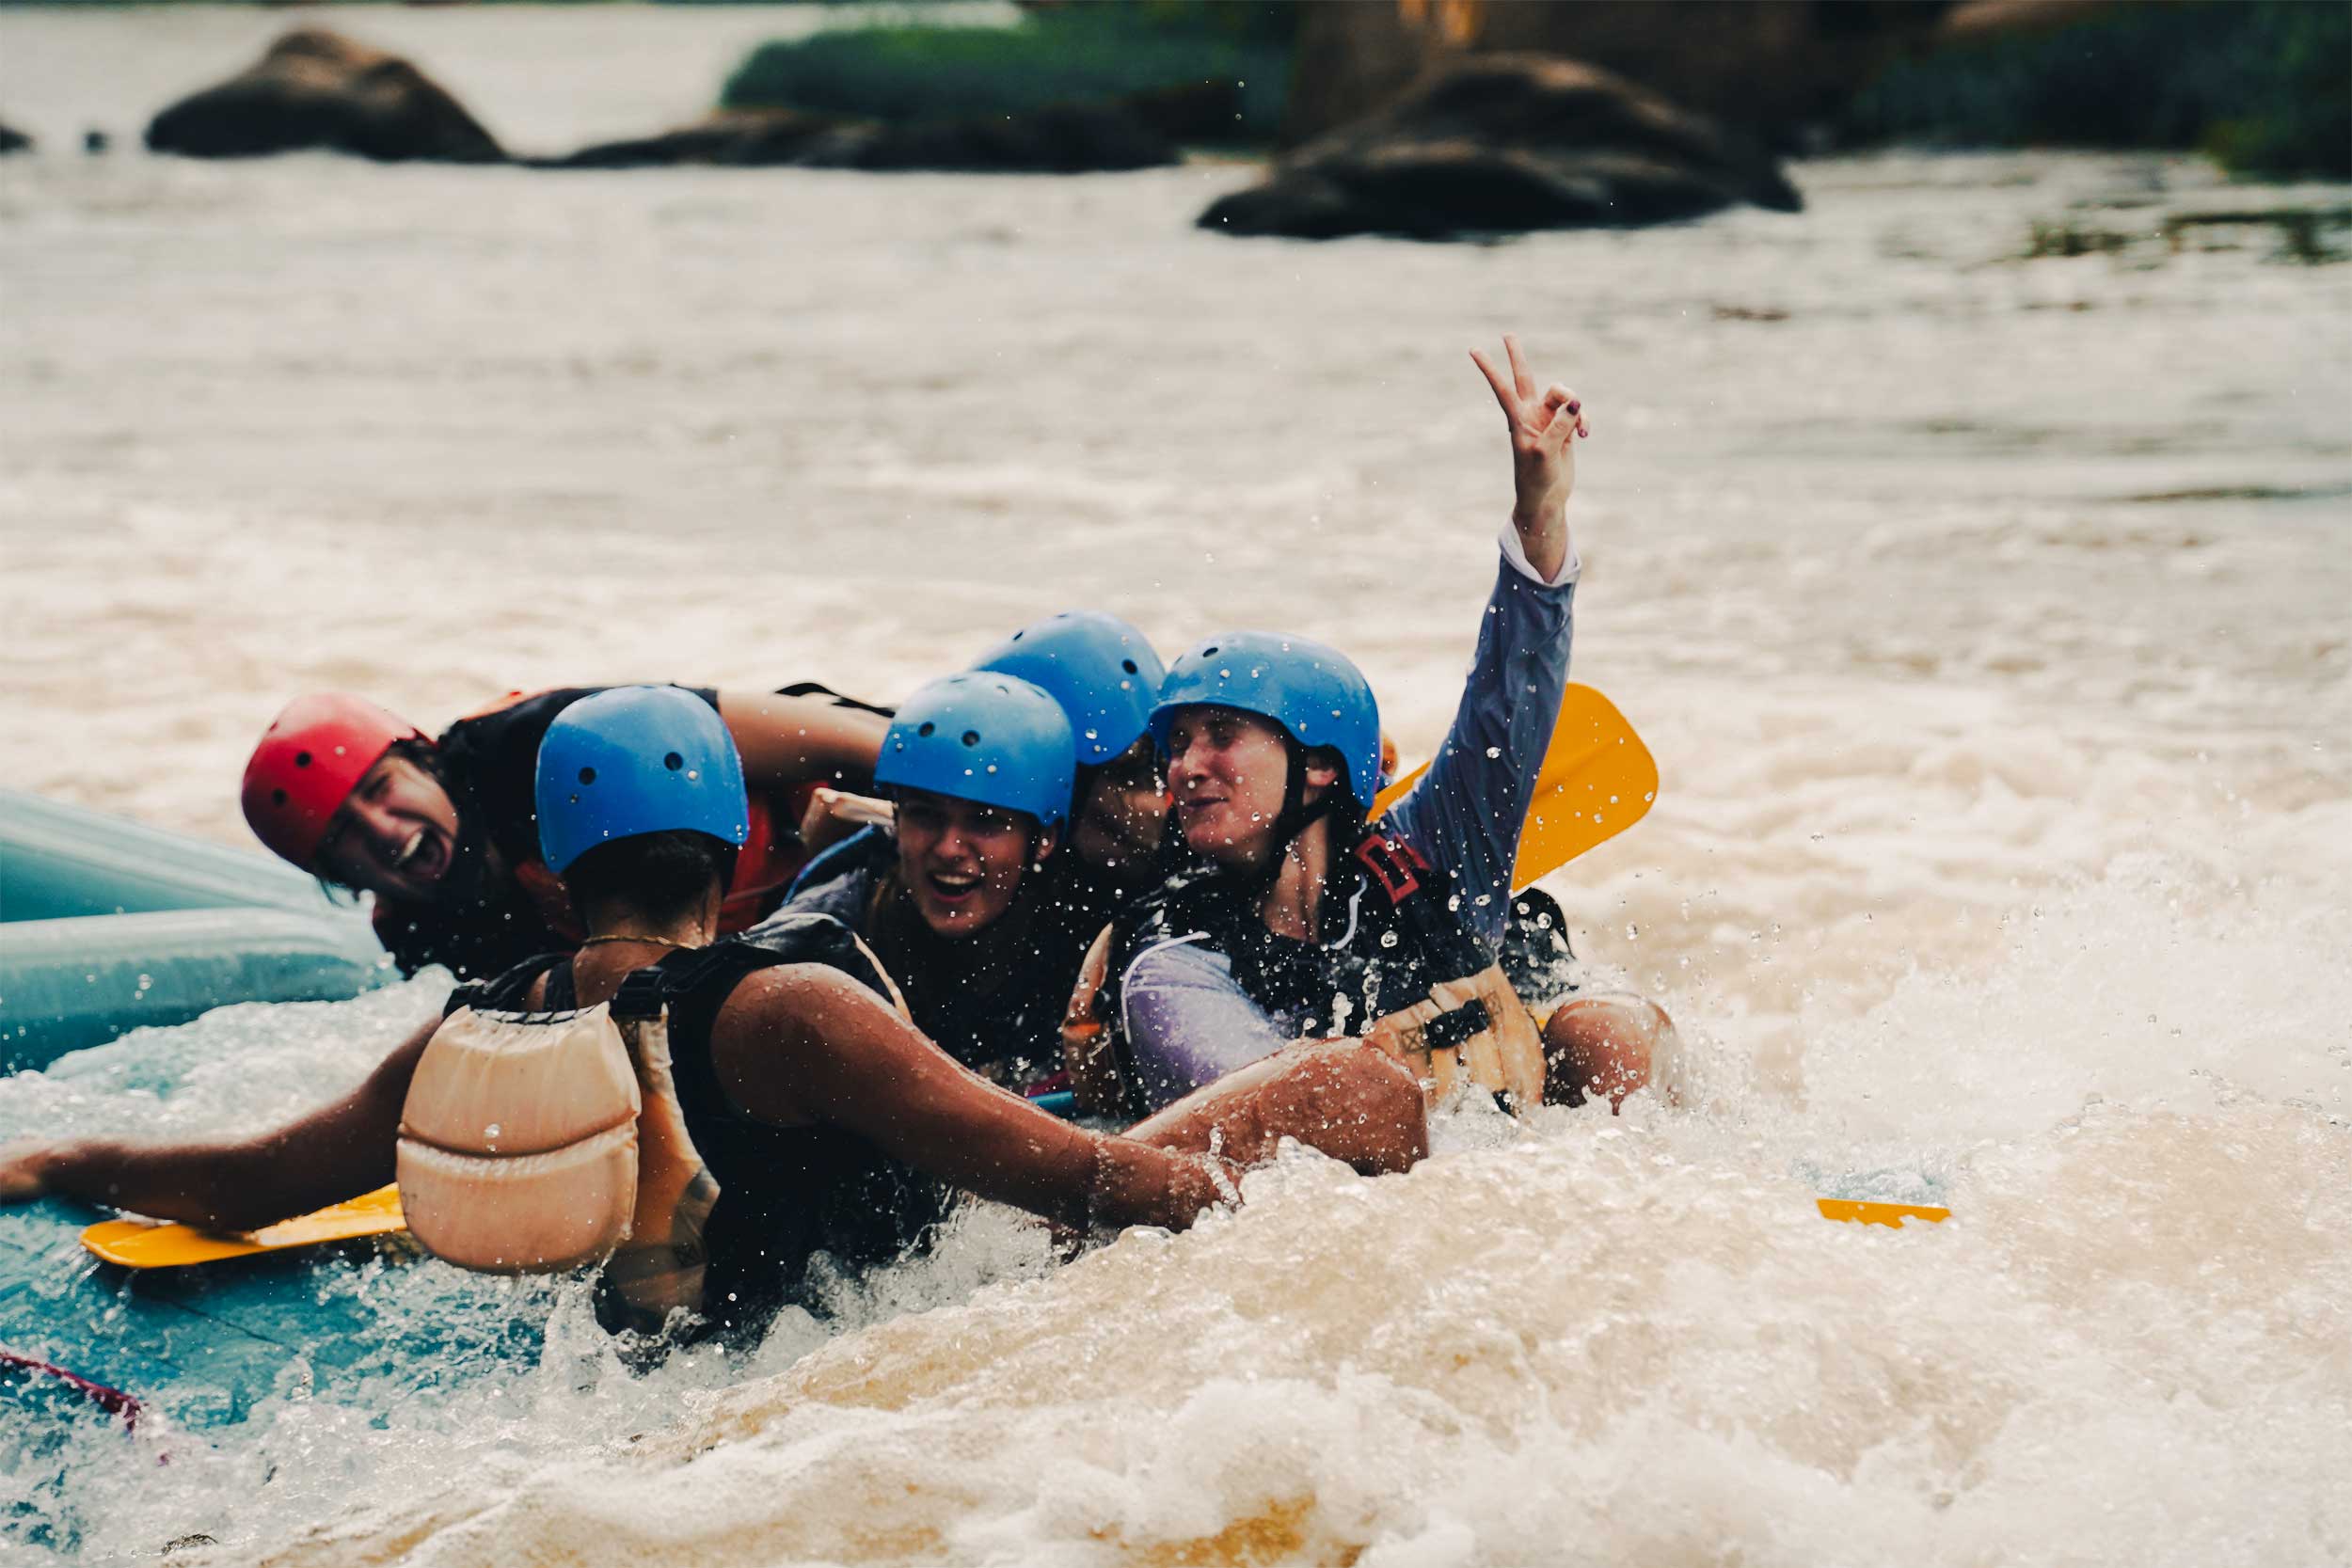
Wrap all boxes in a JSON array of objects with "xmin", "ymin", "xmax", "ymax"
[
  {"xmin": 612, "ymin": 968, "xmax": 669, "ymax": 1021},
  {"xmin": 1354, "ymin": 832, "xmax": 1430, "ymax": 905}
]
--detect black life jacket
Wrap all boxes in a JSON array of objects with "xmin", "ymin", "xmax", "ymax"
[
  {"xmin": 1081, "ymin": 832, "xmax": 1549, "ymax": 1116},
  {"xmin": 777, "ymin": 830, "xmax": 1114, "ymax": 1095},
  {"xmin": 451, "ymin": 923, "xmax": 957, "ymax": 1340}
]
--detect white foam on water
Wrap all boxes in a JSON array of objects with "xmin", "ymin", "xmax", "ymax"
[{"xmin": 6, "ymin": 858, "xmax": 2335, "ymax": 1565}]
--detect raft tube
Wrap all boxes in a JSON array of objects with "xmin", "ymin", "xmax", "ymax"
[
  {"xmin": 0, "ymin": 788, "xmax": 342, "ymax": 923},
  {"xmin": 0, "ymin": 791, "xmax": 389, "ymax": 1070}
]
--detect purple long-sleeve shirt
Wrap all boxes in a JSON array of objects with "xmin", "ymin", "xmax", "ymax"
[{"xmin": 1120, "ymin": 531, "xmax": 1579, "ymax": 1110}]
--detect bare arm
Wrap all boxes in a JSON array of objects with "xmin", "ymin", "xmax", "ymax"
[
  {"xmin": 718, "ymin": 690, "xmax": 890, "ymax": 797},
  {"xmin": 712, "ymin": 966, "xmax": 1227, "ymax": 1232},
  {"xmin": 0, "ymin": 1016, "xmax": 437, "ymax": 1231}
]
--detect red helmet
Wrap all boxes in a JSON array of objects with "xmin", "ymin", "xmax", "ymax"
[{"xmin": 241, "ymin": 693, "xmax": 425, "ymax": 867}]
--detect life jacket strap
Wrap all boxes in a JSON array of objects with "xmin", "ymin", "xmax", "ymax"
[
  {"xmin": 1419, "ymin": 995, "xmax": 1492, "ymax": 1055},
  {"xmin": 612, "ymin": 966, "xmax": 670, "ymax": 1021},
  {"xmin": 1353, "ymin": 832, "xmax": 1430, "ymax": 905}
]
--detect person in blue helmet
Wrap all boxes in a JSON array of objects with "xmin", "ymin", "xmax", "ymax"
[
  {"xmin": 1, "ymin": 687, "xmax": 1431, "ymax": 1341},
  {"xmin": 1073, "ymin": 337, "xmax": 1673, "ymax": 1117},
  {"xmin": 756, "ymin": 666, "xmax": 1119, "ymax": 1096},
  {"xmin": 973, "ymin": 610, "xmax": 1171, "ymax": 895}
]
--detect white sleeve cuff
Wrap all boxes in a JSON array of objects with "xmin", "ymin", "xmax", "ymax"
[{"xmin": 1498, "ymin": 524, "xmax": 1581, "ymax": 588}]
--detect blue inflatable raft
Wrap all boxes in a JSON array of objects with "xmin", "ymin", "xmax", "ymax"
[{"xmin": 0, "ymin": 789, "xmax": 391, "ymax": 1069}]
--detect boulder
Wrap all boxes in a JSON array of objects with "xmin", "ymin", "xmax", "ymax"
[
  {"xmin": 0, "ymin": 121, "xmax": 30, "ymax": 156},
  {"xmin": 145, "ymin": 28, "xmax": 502, "ymax": 164},
  {"xmin": 548, "ymin": 100, "xmax": 1175, "ymax": 175},
  {"xmin": 543, "ymin": 110, "xmax": 837, "ymax": 171},
  {"xmin": 1283, "ymin": 0, "xmax": 1957, "ymax": 149},
  {"xmin": 1201, "ymin": 55, "xmax": 1801, "ymax": 241}
]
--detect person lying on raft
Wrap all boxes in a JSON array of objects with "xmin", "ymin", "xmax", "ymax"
[
  {"xmin": 1069, "ymin": 337, "xmax": 1672, "ymax": 1117},
  {"xmin": 241, "ymin": 681, "xmax": 889, "ymax": 979},
  {"xmin": 758, "ymin": 645, "xmax": 1151, "ymax": 1100},
  {"xmin": 2, "ymin": 688, "xmax": 1427, "ymax": 1342}
]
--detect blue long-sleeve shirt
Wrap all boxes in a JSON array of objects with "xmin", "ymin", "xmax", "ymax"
[{"xmin": 1120, "ymin": 531, "xmax": 1579, "ymax": 1109}]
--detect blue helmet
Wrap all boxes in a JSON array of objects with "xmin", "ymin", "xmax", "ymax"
[
  {"xmin": 971, "ymin": 610, "xmax": 1166, "ymax": 768},
  {"xmin": 1150, "ymin": 631, "xmax": 1382, "ymax": 808},
  {"xmin": 875, "ymin": 673, "xmax": 1078, "ymax": 831},
  {"xmin": 535, "ymin": 686, "xmax": 749, "ymax": 875}
]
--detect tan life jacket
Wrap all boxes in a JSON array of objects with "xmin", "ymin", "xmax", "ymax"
[
  {"xmin": 1058, "ymin": 924, "xmax": 1126, "ymax": 1117},
  {"xmin": 395, "ymin": 988, "xmax": 718, "ymax": 1325},
  {"xmin": 1359, "ymin": 962, "xmax": 1548, "ymax": 1111}
]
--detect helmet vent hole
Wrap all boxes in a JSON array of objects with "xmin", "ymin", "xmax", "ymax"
[
  {"xmin": 917, "ymin": 721, "xmax": 936, "ymax": 737},
  {"xmin": 579, "ymin": 766, "xmax": 597, "ymax": 785},
  {"xmin": 961, "ymin": 730, "xmax": 981, "ymax": 747},
  {"xmin": 663, "ymin": 752, "xmax": 684, "ymax": 771},
  {"xmin": 1202, "ymin": 645, "xmax": 1219, "ymax": 657},
  {"xmin": 1121, "ymin": 658, "xmax": 1138, "ymax": 673},
  {"xmin": 294, "ymin": 751, "xmax": 312, "ymax": 768},
  {"xmin": 271, "ymin": 788, "xmax": 287, "ymax": 806}
]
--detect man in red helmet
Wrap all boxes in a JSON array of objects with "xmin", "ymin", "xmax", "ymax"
[{"xmin": 243, "ymin": 684, "xmax": 888, "ymax": 979}]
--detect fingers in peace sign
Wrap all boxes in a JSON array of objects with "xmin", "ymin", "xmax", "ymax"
[{"xmin": 1469, "ymin": 335, "xmax": 1586, "ymax": 537}]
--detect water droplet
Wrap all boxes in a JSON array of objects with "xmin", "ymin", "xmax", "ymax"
[
  {"xmin": 1378, "ymin": 930, "xmax": 1400, "ymax": 948},
  {"xmin": 485, "ymin": 1122, "xmax": 502, "ymax": 1142},
  {"xmin": 1625, "ymin": 923, "xmax": 1640, "ymax": 941},
  {"xmin": 1485, "ymin": 746, "xmax": 1502, "ymax": 759}
]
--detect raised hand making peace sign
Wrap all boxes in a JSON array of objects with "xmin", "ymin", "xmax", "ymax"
[{"xmin": 1469, "ymin": 334, "xmax": 1585, "ymax": 583}]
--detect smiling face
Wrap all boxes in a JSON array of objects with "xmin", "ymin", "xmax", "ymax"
[
  {"xmin": 313, "ymin": 751, "xmax": 465, "ymax": 902},
  {"xmin": 1069, "ymin": 737, "xmax": 1168, "ymax": 882},
  {"xmin": 893, "ymin": 788, "xmax": 1056, "ymax": 938},
  {"xmin": 1162, "ymin": 705, "xmax": 1336, "ymax": 868}
]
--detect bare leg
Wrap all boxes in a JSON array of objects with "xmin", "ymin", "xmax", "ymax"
[
  {"xmin": 1124, "ymin": 1040, "xmax": 1428, "ymax": 1176},
  {"xmin": 1542, "ymin": 994, "xmax": 1677, "ymax": 1111}
]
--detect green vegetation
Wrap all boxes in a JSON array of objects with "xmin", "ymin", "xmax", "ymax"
[
  {"xmin": 1846, "ymin": 0, "xmax": 2351, "ymax": 179},
  {"xmin": 721, "ymin": 3, "xmax": 1295, "ymax": 144}
]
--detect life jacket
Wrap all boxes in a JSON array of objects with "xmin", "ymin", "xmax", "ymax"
[
  {"xmin": 395, "ymin": 962, "xmax": 721, "ymax": 1326},
  {"xmin": 405, "ymin": 926, "xmax": 942, "ymax": 1338},
  {"xmin": 1072, "ymin": 832, "xmax": 1549, "ymax": 1115},
  {"xmin": 773, "ymin": 830, "xmax": 1109, "ymax": 1098}
]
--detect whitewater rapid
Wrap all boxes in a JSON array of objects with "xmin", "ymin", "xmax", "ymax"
[{"xmin": 2, "ymin": 7, "xmax": 2348, "ymax": 1564}]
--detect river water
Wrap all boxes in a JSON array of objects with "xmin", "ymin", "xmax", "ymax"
[{"xmin": 3, "ymin": 8, "xmax": 2349, "ymax": 1565}]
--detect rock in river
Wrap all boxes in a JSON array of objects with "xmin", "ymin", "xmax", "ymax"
[
  {"xmin": 1201, "ymin": 55, "xmax": 1802, "ymax": 241},
  {"xmin": 548, "ymin": 100, "xmax": 1177, "ymax": 175},
  {"xmin": 145, "ymin": 29, "xmax": 502, "ymax": 164}
]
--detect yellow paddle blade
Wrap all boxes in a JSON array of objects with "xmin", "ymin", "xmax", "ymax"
[
  {"xmin": 1371, "ymin": 684, "xmax": 1659, "ymax": 891},
  {"xmin": 81, "ymin": 1184, "xmax": 406, "ymax": 1269},
  {"xmin": 1816, "ymin": 1198, "xmax": 1950, "ymax": 1229}
]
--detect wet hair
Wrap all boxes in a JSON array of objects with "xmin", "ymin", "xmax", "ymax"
[{"xmin": 562, "ymin": 830, "xmax": 737, "ymax": 927}]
